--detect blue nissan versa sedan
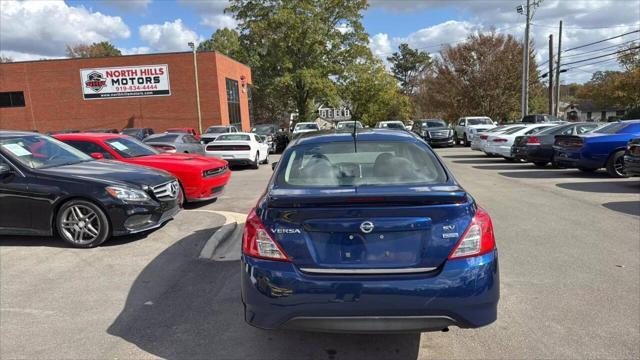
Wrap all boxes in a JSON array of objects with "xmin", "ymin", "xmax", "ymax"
[{"xmin": 240, "ymin": 128, "xmax": 499, "ymax": 333}]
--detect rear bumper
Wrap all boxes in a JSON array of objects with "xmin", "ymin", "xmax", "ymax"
[
  {"xmin": 484, "ymin": 144, "xmax": 512, "ymax": 158},
  {"xmin": 553, "ymin": 148, "xmax": 604, "ymax": 169},
  {"xmin": 523, "ymin": 146, "xmax": 553, "ymax": 163},
  {"xmin": 241, "ymin": 250, "xmax": 499, "ymax": 333}
]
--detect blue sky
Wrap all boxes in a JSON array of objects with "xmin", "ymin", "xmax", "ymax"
[{"xmin": 1, "ymin": 0, "xmax": 639, "ymax": 83}]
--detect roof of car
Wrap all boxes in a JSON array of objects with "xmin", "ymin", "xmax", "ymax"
[
  {"xmin": 290, "ymin": 128, "xmax": 416, "ymax": 146},
  {"xmin": 52, "ymin": 133, "xmax": 125, "ymax": 140},
  {"xmin": 0, "ymin": 131, "xmax": 41, "ymax": 138}
]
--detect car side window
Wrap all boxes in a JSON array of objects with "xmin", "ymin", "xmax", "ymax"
[
  {"xmin": 184, "ymin": 135, "xmax": 198, "ymax": 143},
  {"xmin": 525, "ymin": 127, "xmax": 545, "ymax": 135},
  {"xmin": 561, "ymin": 127, "xmax": 574, "ymax": 135},
  {"xmin": 576, "ymin": 125, "xmax": 594, "ymax": 134},
  {"xmin": 458, "ymin": 119, "xmax": 465, "ymax": 126},
  {"xmin": 64, "ymin": 141, "xmax": 114, "ymax": 159}
]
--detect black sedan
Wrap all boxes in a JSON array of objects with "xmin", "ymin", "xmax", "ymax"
[
  {"xmin": 624, "ymin": 138, "xmax": 640, "ymax": 176},
  {"xmin": 251, "ymin": 124, "xmax": 289, "ymax": 153},
  {"xmin": 512, "ymin": 122, "xmax": 600, "ymax": 166},
  {"xmin": 411, "ymin": 119, "xmax": 455, "ymax": 147},
  {"xmin": 0, "ymin": 131, "xmax": 181, "ymax": 248}
]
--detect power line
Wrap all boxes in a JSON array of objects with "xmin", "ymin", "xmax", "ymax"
[
  {"xmin": 562, "ymin": 45, "xmax": 639, "ymax": 66},
  {"xmin": 560, "ymin": 38, "xmax": 638, "ymax": 59},
  {"xmin": 563, "ymin": 29, "xmax": 640, "ymax": 52},
  {"xmin": 531, "ymin": 22, "xmax": 640, "ymax": 30},
  {"xmin": 563, "ymin": 57, "xmax": 620, "ymax": 72}
]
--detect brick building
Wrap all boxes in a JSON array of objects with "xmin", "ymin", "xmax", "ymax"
[{"xmin": 0, "ymin": 51, "xmax": 253, "ymax": 133}]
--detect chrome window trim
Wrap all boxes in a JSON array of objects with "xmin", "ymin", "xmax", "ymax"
[{"xmin": 299, "ymin": 267, "xmax": 437, "ymax": 275}]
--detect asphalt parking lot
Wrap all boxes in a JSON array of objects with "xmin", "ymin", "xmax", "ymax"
[{"xmin": 1, "ymin": 147, "xmax": 638, "ymax": 359}]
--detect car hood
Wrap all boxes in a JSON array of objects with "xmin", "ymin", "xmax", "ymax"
[
  {"xmin": 37, "ymin": 160, "xmax": 174, "ymax": 188},
  {"xmin": 201, "ymin": 133, "xmax": 224, "ymax": 139},
  {"xmin": 125, "ymin": 153, "xmax": 227, "ymax": 170},
  {"xmin": 468, "ymin": 125, "xmax": 495, "ymax": 130}
]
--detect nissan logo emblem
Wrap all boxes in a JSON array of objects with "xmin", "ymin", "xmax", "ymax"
[{"xmin": 360, "ymin": 221, "xmax": 374, "ymax": 234}]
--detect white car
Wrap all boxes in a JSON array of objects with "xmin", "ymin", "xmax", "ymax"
[
  {"xmin": 205, "ymin": 133, "xmax": 269, "ymax": 169},
  {"xmin": 454, "ymin": 116, "xmax": 496, "ymax": 146},
  {"xmin": 375, "ymin": 121, "xmax": 406, "ymax": 130},
  {"xmin": 292, "ymin": 122, "xmax": 320, "ymax": 137},
  {"xmin": 471, "ymin": 124, "xmax": 525, "ymax": 152},
  {"xmin": 336, "ymin": 120, "xmax": 363, "ymax": 130},
  {"xmin": 484, "ymin": 124, "xmax": 558, "ymax": 160}
]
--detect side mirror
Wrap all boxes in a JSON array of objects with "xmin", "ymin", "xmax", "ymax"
[
  {"xmin": 90, "ymin": 152, "xmax": 104, "ymax": 160},
  {"xmin": 271, "ymin": 161, "xmax": 278, "ymax": 171},
  {"xmin": 0, "ymin": 163, "xmax": 12, "ymax": 175}
]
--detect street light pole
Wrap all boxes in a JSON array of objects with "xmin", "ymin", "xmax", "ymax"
[
  {"xmin": 188, "ymin": 42, "xmax": 203, "ymax": 134},
  {"xmin": 520, "ymin": 0, "xmax": 531, "ymax": 117},
  {"xmin": 554, "ymin": 20, "xmax": 563, "ymax": 117},
  {"xmin": 548, "ymin": 34, "xmax": 554, "ymax": 115}
]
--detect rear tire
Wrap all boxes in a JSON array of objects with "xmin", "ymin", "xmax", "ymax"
[
  {"xmin": 56, "ymin": 200, "xmax": 110, "ymax": 248},
  {"xmin": 533, "ymin": 161, "xmax": 548, "ymax": 167},
  {"xmin": 251, "ymin": 152, "xmax": 259, "ymax": 169},
  {"xmin": 262, "ymin": 153, "xmax": 269, "ymax": 165},
  {"xmin": 606, "ymin": 150, "xmax": 627, "ymax": 178},
  {"xmin": 463, "ymin": 134, "xmax": 470, "ymax": 147}
]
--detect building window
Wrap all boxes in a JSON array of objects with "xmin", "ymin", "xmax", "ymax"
[
  {"xmin": 601, "ymin": 111, "xmax": 606, "ymax": 120},
  {"xmin": 248, "ymin": 85, "xmax": 254, "ymax": 127},
  {"xmin": 586, "ymin": 112, "xmax": 592, "ymax": 120},
  {"xmin": 0, "ymin": 92, "xmax": 25, "ymax": 108},
  {"xmin": 226, "ymin": 78, "xmax": 241, "ymax": 126}
]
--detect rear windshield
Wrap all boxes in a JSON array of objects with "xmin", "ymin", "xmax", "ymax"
[
  {"xmin": 145, "ymin": 134, "xmax": 179, "ymax": 143},
  {"xmin": 295, "ymin": 123, "xmax": 319, "ymax": 130},
  {"xmin": 467, "ymin": 118, "xmax": 493, "ymax": 125},
  {"xmin": 206, "ymin": 127, "xmax": 228, "ymax": 134},
  {"xmin": 276, "ymin": 141, "xmax": 447, "ymax": 187},
  {"xmin": 595, "ymin": 122, "xmax": 637, "ymax": 134},
  {"xmin": 380, "ymin": 122, "xmax": 405, "ymax": 129},
  {"xmin": 216, "ymin": 134, "xmax": 251, "ymax": 141},
  {"xmin": 503, "ymin": 126, "xmax": 526, "ymax": 134}
]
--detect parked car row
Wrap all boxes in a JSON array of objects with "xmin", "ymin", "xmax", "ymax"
[{"xmin": 468, "ymin": 120, "xmax": 640, "ymax": 177}]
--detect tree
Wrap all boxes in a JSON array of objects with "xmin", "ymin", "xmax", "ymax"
[
  {"xmin": 416, "ymin": 32, "xmax": 542, "ymax": 122},
  {"xmin": 617, "ymin": 42, "xmax": 640, "ymax": 71},
  {"xmin": 227, "ymin": 0, "xmax": 370, "ymax": 122},
  {"xmin": 198, "ymin": 28, "xmax": 243, "ymax": 60},
  {"xmin": 0, "ymin": 56, "xmax": 13, "ymax": 63},
  {"xmin": 387, "ymin": 43, "xmax": 432, "ymax": 94},
  {"xmin": 339, "ymin": 57, "xmax": 411, "ymax": 126},
  {"xmin": 66, "ymin": 41, "xmax": 122, "ymax": 58}
]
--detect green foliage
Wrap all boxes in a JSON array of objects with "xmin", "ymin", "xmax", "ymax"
[
  {"xmin": 338, "ymin": 57, "xmax": 411, "ymax": 126},
  {"xmin": 387, "ymin": 43, "xmax": 432, "ymax": 94},
  {"xmin": 65, "ymin": 42, "xmax": 122, "ymax": 58},
  {"xmin": 227, "ymin": 0, "xmax": 370, "ymax": 122},
  {"xmin": 198, "ymin": 28, "xmax": 243, "ymax": 61}
]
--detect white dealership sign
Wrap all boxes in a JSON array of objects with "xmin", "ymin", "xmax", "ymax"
[{"xmin": 80, "ymin": 64, "xmax": 170, "ymax": 100}]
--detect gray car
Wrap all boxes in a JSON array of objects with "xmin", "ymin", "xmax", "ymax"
[{"xmin": 143, "ymin": 133, "xmax": 204, "ymax": 154}]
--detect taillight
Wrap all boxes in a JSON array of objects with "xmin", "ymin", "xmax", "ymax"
[
  {"xmin": 527, "ymin": 136, "xmax": 540, "ymax": 145},
  {"xmin": 448, "ymin": 207, "xmax": 495, "ymax": 259},
  {"xmin": 243, "ymin": 208, "xmax": 289, "ymax": 261},
  {"xmin": 480, "ymin": 135, "xmax": 488, "ymax": 140},
  {"xmin": 492, "ymin": 138, "xmax": 508, "ymax": 143}
]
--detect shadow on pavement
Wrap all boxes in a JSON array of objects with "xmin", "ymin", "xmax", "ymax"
[
  {"xmin": 441, "ymin": 154, "xmax": 488, "ymax": 159},
  {"xmin": 0, "ymin": 228, "xmax": 153, "ymax": 248},
  {"xmin": 472, "ymin": 164, "xmax": 541, "ymax": 171},
  {"xmin": 453, "ymin": 159, "xmax": 509, "ymax": 165},
  {"xmin": 556, "ymin": 181, "xmax": 639, "ymax": 194},
  {"xmin": 183, "ymin": 198, "xmax": 218, "ymax": 210},
  {"xmin": 602, "ymin": 201, "xmax": 640, "ymax": 217},
  {"xmin": 108, "ymin": 230, "xmax": 421, "ymax": 360}
]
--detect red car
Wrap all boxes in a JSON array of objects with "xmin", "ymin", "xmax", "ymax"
[
  {"xmin": 166, "ymin": 127, "xmax": 200, "ymax": 141},
  {"xmin": 54, "ymin": 133, "xmax": 230, "ymax": 203}
]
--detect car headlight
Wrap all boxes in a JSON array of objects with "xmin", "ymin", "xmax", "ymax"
[
  {"xmin": 106, "ymin": 186, "xmax": 150, "ymax": 202},
  {"xmin": 267, "ymin": 135, "xmax": 273, "ymax": 142}
]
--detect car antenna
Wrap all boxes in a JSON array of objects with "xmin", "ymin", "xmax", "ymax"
[{"xmin": 351, "ymin": 117, "xmax": 357, "ymax": 152}]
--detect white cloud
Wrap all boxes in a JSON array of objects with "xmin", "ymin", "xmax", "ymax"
[
  {"xmin": 369, "ymin": 0, "xmax": 640, "ymax": 83},
  {"xmin": 0, "ymin": 0, "xmax": 130, "ymax": 60},
  {"xmin": 369, "ymin": 33, "xmax": 393, "ymax": 59},
  {"xmin": 100, "ymin": 0, "xmax": 152, "ymax": 11},
  {"xmin": 120, "ymin": 46, "xmax": 151, "ymax": 55},
  {"xmin": 201, "ymin": 14, "xmax": 238, "ymax": 29},
  {"xmin": 139, "ymin": 19, "xmax": 202, "ymax": 52}
]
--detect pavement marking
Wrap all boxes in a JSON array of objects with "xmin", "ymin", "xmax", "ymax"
[
  {"xmin": 1, "ymin": 308, "xmax": 56, "ymax": 316},
  {"xmin": 195, "ymin": 210, "xmax": 247, "ymax": 261}
]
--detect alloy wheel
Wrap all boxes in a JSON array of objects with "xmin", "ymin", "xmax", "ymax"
[
  {"xmin": 60, "ymin": 205, "xmax": 101, "ymax": 245},
  {"xmin": 614, "ymin": 156, "xmax": 625, "ymax": 176}
]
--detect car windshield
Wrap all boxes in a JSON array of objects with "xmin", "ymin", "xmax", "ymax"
[
  {"xmin": 536, "ymin": 125, "xmax": 566, "ymax": 135},
  {"xmin": 381, "ymin": 122, "xmax": 405, "ymax": 129},
  {"xmin": 594, "ymin": 122, "xmax": 632, "ymax": 134},
  {"xmin": 252, "ymin": 125, "xmax": 276, "ymax": 135},
  {"xmin": 337, "ymin": 122, "xmax": 363, "ymax": 129},
  {"xmin": 205, "ymin": 127, "xmax": 229, "ymax": 134},
  {"xmin": 502, "ymin": 126, "xmax": 527, "ymax": 134},
  {"xmin": 467, "ymin": 118, "xmax": 493, "ymax": 125},
  {"xmin": 104, "ymin": 137, "xmax": 158, "ymax": 158},
  {"xmin": 276, "ymin": 141, "xmax": 447, "ymax": 187},
  {"xmin": 121, "ymin": 128, "xmax": 142, "ymax": 135},
  {"xmin": 0, "ymin": 134, "xmax": 92, "ymax": 169},
  {"xmin": 423, "ymin": 120, "xmax": 447, "ymax": 128},
  {"xmin": 295, "ymin": 123, "xmax": 319, "ymax": 130},
  {"xmin": 144, "ymin": 134, "xmax": 179, "ymax": 143},
  {"xmin": 216, "ymin": 134, "xmax": 251, "ymax": 141}
]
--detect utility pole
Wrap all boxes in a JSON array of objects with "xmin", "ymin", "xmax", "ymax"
[
  {"xmin": 554, "ymin": 20, "xmax": 563, "ymax": 117},
  {"xmin": 188, "ymin": 42, "xmax": 203, "ymax": 134},
  {"xmin": 520, "ymin": 0, "xmax": 531, "ymax": 118},
  {"xmin": 548, "ymin": 34, "xmax": 554, "ymax": 115}
]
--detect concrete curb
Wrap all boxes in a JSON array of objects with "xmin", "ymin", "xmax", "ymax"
[{"xmin": 197, "ymin": 210, "xmax": 247, "ymax": 261}]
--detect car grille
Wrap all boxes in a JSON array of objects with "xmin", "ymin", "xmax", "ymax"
[
  {"xmin": 206, "ymin": 145, "xmax": 251, "ymax": 151},
  {"xmin": 203, "ymin": 165, "xmax": 228, "ymax": 177},
  {"xmin": 429, "ymin": 130, "xmax": 450, "ymax": 138},
  {"xmin": 151, "ymin": 180, "xmax": 180, "ymax": 200}
]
